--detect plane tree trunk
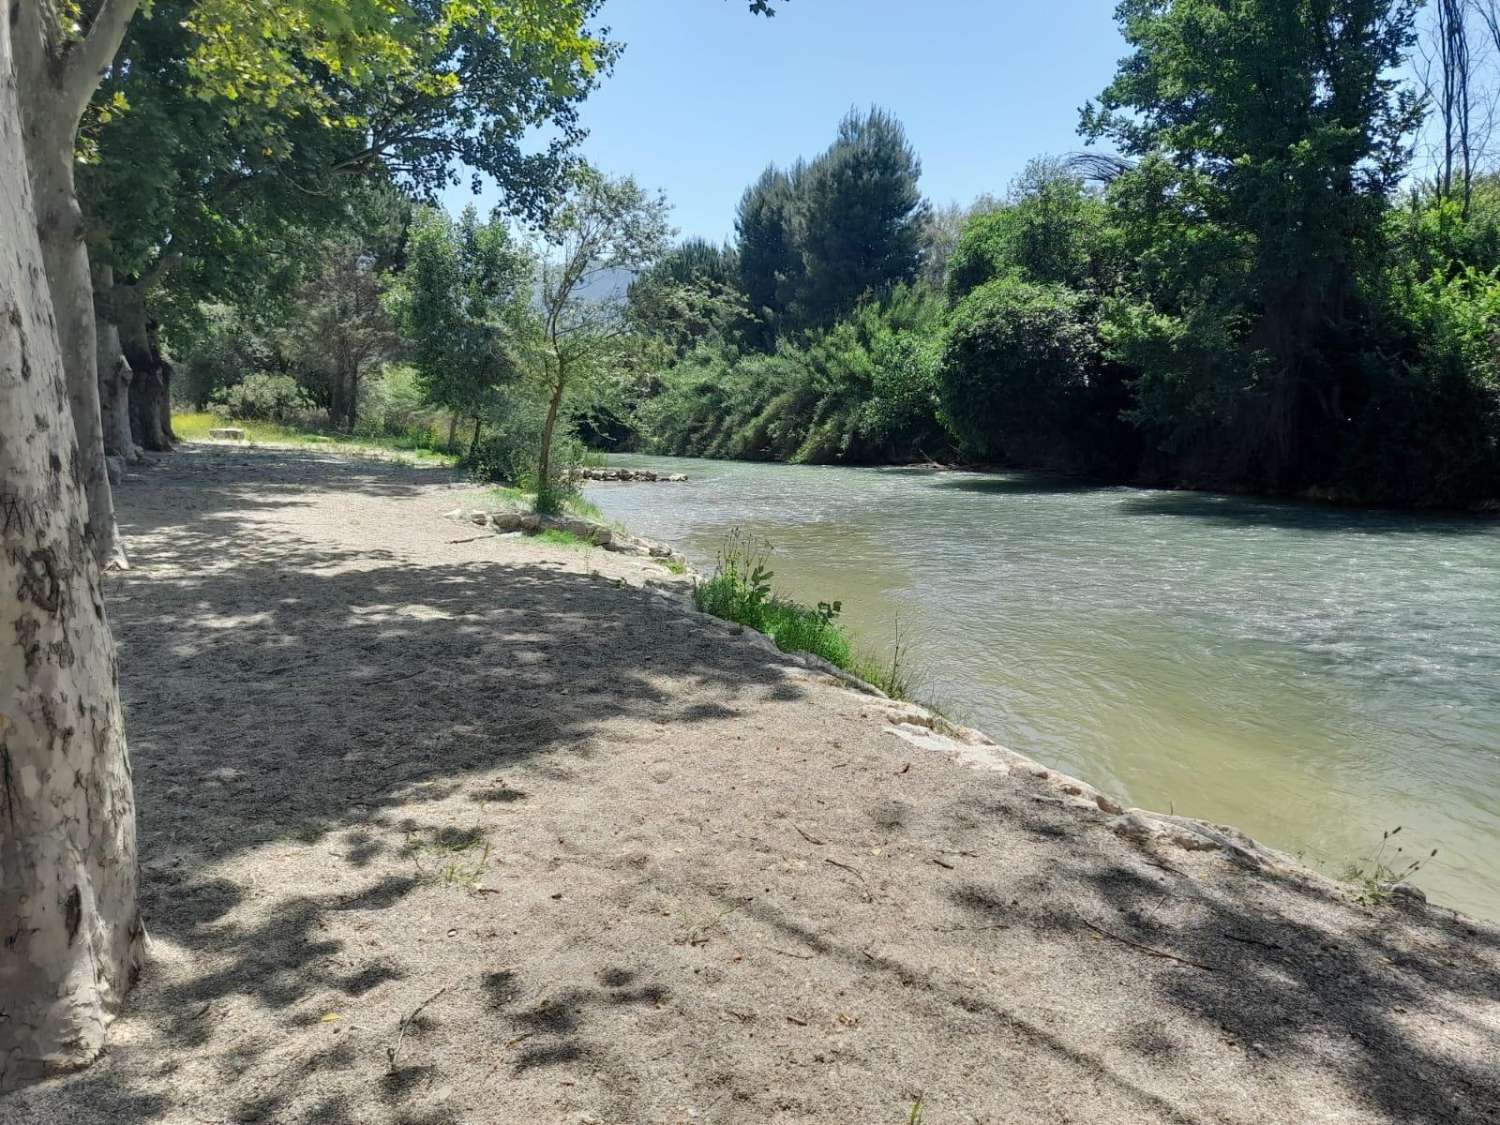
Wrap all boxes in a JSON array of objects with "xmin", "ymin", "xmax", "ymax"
[
  {"xmin": 12, "ymin": 0, "xmax": 143, "ymax": 565},
  {"xmin": 0, "ymin": 13, "xmax": 143, "ymax": 1091},
  {"xmin": 94, "ymin": 259, "xmax": 138, "ymax": 471},
  {"xmin": 116, "ymin": 284, "xmax": 173, "ymax": 453}
]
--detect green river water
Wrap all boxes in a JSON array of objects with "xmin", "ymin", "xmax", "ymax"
[{"xmin": 584, "ymin": 455, "xmax": 1500, "ymax": 921}]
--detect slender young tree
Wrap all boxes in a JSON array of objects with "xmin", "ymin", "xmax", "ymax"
[
  {"xmin": 533, "ymin": 169, "xmax": 672, "ymax": 511},
  {"xmin": 0, "ymin": 10, "xmax": 141, "ymax": 1090}
]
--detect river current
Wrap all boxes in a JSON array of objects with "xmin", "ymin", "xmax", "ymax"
[{"xmin": 585, "ymin": 455, "xmax": 1500, "ymax": 919}]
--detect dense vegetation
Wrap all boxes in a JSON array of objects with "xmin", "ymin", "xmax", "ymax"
[{"xmin": 624, "ymin": 5, "xmax": 1500, "ymax": 508}]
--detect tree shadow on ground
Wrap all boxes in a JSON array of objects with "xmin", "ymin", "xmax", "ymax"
[{"xmin": 9, "ymin": 446, "xmax": 1493, "ymax": 1124}]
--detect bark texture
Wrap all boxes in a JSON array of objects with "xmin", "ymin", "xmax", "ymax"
[
  {"xmin": 94, "ymin": 261, "xmax": 137, "ymax": 465},
  {"xmin": 116, "ymin": 284, "xmax": 173, "ymax": 452},
  {"xmin": 12, "ymin": 0, "xmax": 144, "ymax": 565},
  {"xmin": 0, "ymin": 15, "xmax": 143, "ymax": 1092}
]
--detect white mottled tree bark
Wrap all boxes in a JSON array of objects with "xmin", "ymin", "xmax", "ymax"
[
  {"xmin": 12, "ymin": 0, "xmax": 144, "ymax": 565},
  {"xmin": 0, "ymin": 8, "xmax": 143, "ymax": 1092}
]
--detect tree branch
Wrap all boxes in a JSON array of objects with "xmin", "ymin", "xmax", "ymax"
[{"xmin": 62, "ymin": 0, "xmax": 142, "ymax": 128}]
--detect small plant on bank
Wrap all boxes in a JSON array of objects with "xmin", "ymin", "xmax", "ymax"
[
  {"xmin": 1341, "ymin": 826, "xmax": 1438, "ymax": 906},
  {"xmin": 693, "ymin": 529, "xmax": 917, "ymax": 700},
  {"xmin": 401, "ymin": 825, "xmax": 493, "ymax": 888}
]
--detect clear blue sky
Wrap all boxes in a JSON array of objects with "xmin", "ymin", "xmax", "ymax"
[{"xmin": 443, "ymin": 0, "xmax": 1129, "ymax": 242}]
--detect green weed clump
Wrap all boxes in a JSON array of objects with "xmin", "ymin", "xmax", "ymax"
[
  {"xmin": 1341, "ymin": 826, "xmax": 1438, "ymax": 906},
  {"xmin": 692, "ymin": 530, "xmax": 915, "ymax": 699}
]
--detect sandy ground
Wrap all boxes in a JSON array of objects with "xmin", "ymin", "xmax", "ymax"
[{"xmin": 3, "ymin": 443, "xmax": 1499, "ymax": 1125}]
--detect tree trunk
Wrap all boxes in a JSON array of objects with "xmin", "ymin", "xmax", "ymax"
[
  {"xmin": 536, "ymin": 369, "xmax": 567, "ymax": 512},
  {"xmin": 93, "ymin": 261, "xmax": 137, "ymax": 466},
  {"xmin": 0, "ymin": 19, "xmax": 143, "ymax": 1092},
  {"xmin": 446, "ymin": 414, "xmax": 459, "ymax": 452},
  {"xmin": 23, "ymin": 120, "xmax": 116, "ymax": 564},
  {"xmin": 116, "ymin": 285, "xmax": 172, "ymax": 453},
  {"xmin": 469, "ymin": 416, "xmax": 483, "ymax": 458}
]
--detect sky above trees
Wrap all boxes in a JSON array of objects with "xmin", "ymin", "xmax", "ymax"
[{"xmin": 440, "ymin": 0, "xmax": 1128, "ymax": 240}]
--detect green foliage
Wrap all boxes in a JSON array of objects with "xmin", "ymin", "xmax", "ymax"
[
  {"xmin": 1080, "ymin": 0, "xmax": 1423, "ymax": 489},
  {"xmin": 793, "ymin": 108, "xmax": 929, "ymax": 329},
  {"xmin": 728, "ymin": 108, "xmax": 926, "ymax": 346},
  {"xmin": 936, "ymin": 278, "xmax": 1099, "ymax": 465},
  {"xmin": 210, "ymin": 373, "xmax": 317, "ymax": 423},
  {"xmin": 398, "ymin": 205, "xmax": 536, "ymax": 434},
  {"xmin": 692, "ymin": 530, "xmax": 915, "ymax": 699},
  {"xmin": 643, "ymin": 287, "xmax": 948, "ymax": 463},
  {"xmin": 531, "ymin": 167, "xmax": 673, "ymax": 513},
  {"xmin": 947, "ymin": 158, "xmax": 1112, "ymax": 301},
  {"xmin": 692, "ymin": 532, "xmax": 850, "ymax": 667},
  {"xmin": 1337, "ymin": 267, "xmax": 1500, "ymax": 505},
  {"xmin": 735, "ymin": 163, "xmax": 806, "ymax": 348},
  {"xmin": 464, "ymin": 387, "xmax": 585, "ymax": 498},
  {"xmin": 628, "ymin": 239, "xmax": 748, "ymax": 356}
]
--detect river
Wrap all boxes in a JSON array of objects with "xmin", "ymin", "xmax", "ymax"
[{"xmin": 584, "ymin": 454, "xmax": 1500, "ymax": 920}]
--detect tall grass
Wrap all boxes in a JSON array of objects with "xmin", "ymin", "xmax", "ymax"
[
  {"xmin": 173, "ymin": 412, "xmax": 459, "ymax": 467},
  {"xmin": 692, "ymin": 530, "xmax": 917, "ymax": 699}
]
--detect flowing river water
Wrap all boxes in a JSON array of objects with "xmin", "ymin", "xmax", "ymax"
[{"xmin": 584, "ymin": 454, "xmax": 1500, "ymax": 920}]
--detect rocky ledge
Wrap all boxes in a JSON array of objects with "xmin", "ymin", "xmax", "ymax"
[
  {"xmin": 578, "ymin": 467, "xmax": 688, "ymax": 483},
  {"xmin": 448, "ymin": 507, "xmax": 692, "ymax": 567}
]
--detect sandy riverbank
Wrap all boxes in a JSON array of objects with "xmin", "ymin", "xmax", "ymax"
[{"xmin": 2, "ymin": 443, "xmax": 1497, "ymax": 1125}]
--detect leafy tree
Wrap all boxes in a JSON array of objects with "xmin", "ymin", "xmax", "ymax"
[
  {"xmin": 533, "ymin": 169, "xmax": 673, "ymax": 511},
  {"xmin": 400, "ymin": 206, "xmax": 536, "ymax": 451},
  {"xmin": 628, "ymin": 238, "xmax": 748, "ymax": 357},
  {"xmin": 282, "ymin": 240, "xmax": 400, "ymax": 432},
  {"xmin": 0, "ymin": 11, "xmax": 138, "ymax": 1092},
  {"xmin": 947, "ymin": 158, "xmax": 1112, "ymax": 301},
  {"xmin": 1082, "ymin": 0, "xmax": 1424, "ymax": 488},
  {"xmin": 793, "ymin": 108, "xmax": 929, "ymax": 328},
  {"xmin": 937, "ymin": 278, "xmax": 1100, "ymax": 465}
]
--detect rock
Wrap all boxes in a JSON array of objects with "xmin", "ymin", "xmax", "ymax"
[
  {"xmin": 1388, "ymin": 882, "xmax": 1427, "ymax": 910},
  {"xmin": 489, "ymin": 511, "xmax": 542, "ymax": 534},
  {"xmin": 470, "ymin": 512, "xmax": 489, "ymax": 527},
  {"xmin": 546, "ymin": 515, "xmax": 612, "ymax": 545},
  {"xmin": 105, "ymin": 455, "xmax": 125, "ymax": 485},
  {"xmin": 1095, "ymin": 794, "xmax": 1124, "ymax": 815},
  {"xmin": 667, "ymin": 473, "xmax": 688, "ymax": 482},
  {"xmin": 1111, "ymin": 813, "xmax": 1158, "ymax": 846}
]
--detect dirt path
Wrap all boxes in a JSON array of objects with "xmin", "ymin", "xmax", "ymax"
[{"xmin": 3, "ymin": 445, "xmax": 1499, "ymax": 1125}]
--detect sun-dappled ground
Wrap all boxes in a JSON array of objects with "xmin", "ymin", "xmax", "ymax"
[{"xmin": 3, "ymin": 444, "xmax": 1498, "ymax": 1125}]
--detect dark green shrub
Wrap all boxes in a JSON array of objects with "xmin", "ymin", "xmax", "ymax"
[
  {"xmin": 936, "ymin": 277, "xmax": 1098, "ymax": 464},
  {"xmin": 209, "ymin": 372, "xmax": 316, "ymax": 424}
]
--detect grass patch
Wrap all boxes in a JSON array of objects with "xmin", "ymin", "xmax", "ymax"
[
  {"xmin": 400, "ymin": 825, "xmax": 492, "ymax": 887},
  {"xmin": 484, "ymin": 485, "xmax": 602, "ymax": 521},
  {"xmin": 654, "ymin": 557, "xmax": 688, "ymax": 575},
  {"xmin": 174, "ymin": 412, "xmax": 459, "ymax": 468},
  {"xmin": 692, "ymin": 529, "xmax": 918, "ymax": 700},
  {"xmin": 536, "ymin": 528, "xmax": 592, "ymax": 550}
]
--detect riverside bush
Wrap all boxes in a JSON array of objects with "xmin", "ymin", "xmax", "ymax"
[
  {"xmin": 642, "ymin": 287, "xmax": 948, "ymax": 463},
  {"xmin": 210, "ymin": 373, "xmax": 318, "ymax": 425},
  {"xmin": 936, "ymin": 277, "xmax": 1098, "ymax": 465}
]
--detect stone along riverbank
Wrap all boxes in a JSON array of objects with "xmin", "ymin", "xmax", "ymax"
[{"xmin": 5, "ymin": 444, "xmax": 1498, "ymax": 1125}]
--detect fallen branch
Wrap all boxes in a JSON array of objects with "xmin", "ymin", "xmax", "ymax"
[
  {"xmin": 387, "ymin": 986, "xmax": 451, "ymax": 1073},
  {"xmin": 825, "ymin": 858, "xmax": 866, "ymax": 882},
  {"xmin": 793, "ymin": 824, "xmax": 825, "ymax": 846},
  {"xmin": 1079, "ymin": 920, "xmax": 1215, "ymax": 971}
]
